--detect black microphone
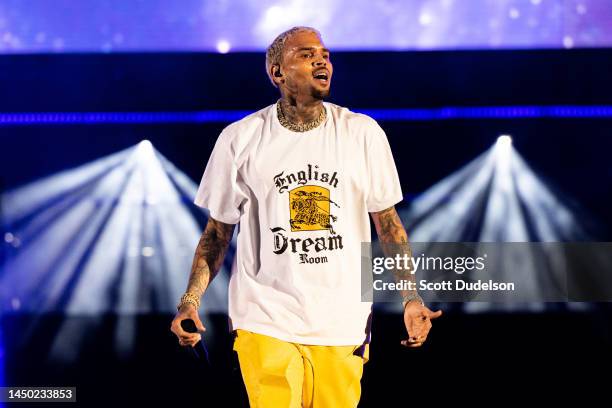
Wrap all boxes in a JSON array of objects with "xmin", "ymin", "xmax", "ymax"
[{"xmin": 181, "ymin": 318, "xmax": 210, "ymax": 365}]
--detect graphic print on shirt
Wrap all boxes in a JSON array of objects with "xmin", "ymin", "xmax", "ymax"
[
  {"xmin": 289, "ymin": 186, "xmax": 339, "ymax": 234},
  {"xmin": 271, "ymin": 164, "xmax": 344, "ymax": 265}
]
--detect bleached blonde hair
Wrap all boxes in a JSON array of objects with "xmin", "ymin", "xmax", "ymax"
[{"xmin": 265, "ymin": 26, "xmax": 322, "ymax": 88}]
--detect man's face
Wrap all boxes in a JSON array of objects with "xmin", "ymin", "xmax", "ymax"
[{"xmin": 276, "ymin": 31, "xmax": 333, "ymax": 99}]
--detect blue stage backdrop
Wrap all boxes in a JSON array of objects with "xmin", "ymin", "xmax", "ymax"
[{"xmin": 1, "ymin": 0, "xmax": 612, "ymax": 53}]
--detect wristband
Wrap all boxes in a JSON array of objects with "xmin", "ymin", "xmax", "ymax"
[{"xmin": 177, "ymin": 292, "xmax": 200, "ymax": 311}]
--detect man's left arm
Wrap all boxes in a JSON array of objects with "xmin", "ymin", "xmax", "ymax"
[{"xmin": 370, "ymin": 206, "xmax": 443, "ymax": 348}]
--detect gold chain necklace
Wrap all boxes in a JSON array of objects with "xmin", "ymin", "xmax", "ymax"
[{"xmin": 276, "ymin": 100, "xmax": 326, "ymax": 132}]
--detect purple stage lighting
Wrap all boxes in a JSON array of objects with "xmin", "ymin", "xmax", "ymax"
[{"xmin": 0, "ymin": 0, "xmax": 611, "ymax": 53}]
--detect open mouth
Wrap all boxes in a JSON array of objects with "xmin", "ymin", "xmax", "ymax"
[{"xmin": 313, "ymin": 70, "xmax": 329, "ymax": 84}]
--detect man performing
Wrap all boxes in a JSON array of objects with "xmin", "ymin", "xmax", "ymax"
[{"xmin": 170, "ymin": 26, "xmax": 442, "ymax": 407}]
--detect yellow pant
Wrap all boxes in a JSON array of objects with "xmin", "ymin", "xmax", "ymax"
[{"xmin": 233, "ymin": 329, "xmax": 369, "ymax": 408}]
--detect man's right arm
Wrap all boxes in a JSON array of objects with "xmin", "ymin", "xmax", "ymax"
[
  {"xmin": 185, "ymin": 216, "xmax": 236, "ymax": 300},
  {"xmin": 170, "ymin": 216, "xmax": 235, "ymax": 347}
]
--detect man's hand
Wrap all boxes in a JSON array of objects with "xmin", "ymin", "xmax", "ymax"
[
  {"xmin": 401, "ymin": 301, "xmax": 443, "ymax": 348},
  {"xmin": 170, "ymin": 304, "xmax": 207, "ymax": 348},
  {"xmin": 171, "ymin": 217, "xmax": 234, "ymax": 348}
]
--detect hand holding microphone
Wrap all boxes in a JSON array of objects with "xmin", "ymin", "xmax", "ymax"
[{"xmin": 170, "ymin": 303, "xmax": 210, "ymax": 364}]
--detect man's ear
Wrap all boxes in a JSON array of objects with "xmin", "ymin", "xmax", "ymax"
[{"xmin": 272, "ymin": 65, "xmax": 283, "ymax": 86}]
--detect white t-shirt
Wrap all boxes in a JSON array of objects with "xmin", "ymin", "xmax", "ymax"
[{"xmin": 194, "ymin": 101, "xmax": 403, "ymax": 346}]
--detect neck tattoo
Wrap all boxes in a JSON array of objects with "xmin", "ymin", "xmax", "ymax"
[{"xmin": 277, "ymin": 100, "xmax": 327, "ymax": 132}]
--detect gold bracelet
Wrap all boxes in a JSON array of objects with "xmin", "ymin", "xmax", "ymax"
[{"xmin": 177, "ymin": 292, "xmax": 200, "ymax": 311}]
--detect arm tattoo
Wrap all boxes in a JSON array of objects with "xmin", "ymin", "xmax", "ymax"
[
  {"xmin": 372, "ymin": 206, "xmax": 419, "ymax": 304},
  {"xmin": 186, "ymin": 217, "xmax": 235, "ymax": 298},
  {"xmin": 375, "ymin": 206, "xmax": 409, "ymax": 245}
]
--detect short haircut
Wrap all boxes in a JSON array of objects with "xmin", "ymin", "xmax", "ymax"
[{"xmin": 265, "ymin": 26, "xmax": 322, "ymax": 88}]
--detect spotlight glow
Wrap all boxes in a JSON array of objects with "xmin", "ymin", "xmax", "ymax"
[
  {"xmin": 141, "ymin": 246, "xmax": 155, "ymax": 257},
  {"xmin": 216, "ymin": 39, "xmax": 231, "ymax": 54},
  {"xmin": 0, "ymin": 141, "xmax": 236, "ymax": 361},
  {"xmin": 497, "ymin": 134, "xmax": 512, "ymax": 147},
  {"xmin": 419, "ymin": 13, "xmax": 433, "ymax": 26},
  {"xmin": 136, "ymin": 139, "xmax": 154, "ymax": 159},
  {"xmin": 389, "ymin": 135, "xmax": 592, "ymax": 313},
  {"xmin": 404, "ymin": 134, "xmax": 585, "ymax": 242}
]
